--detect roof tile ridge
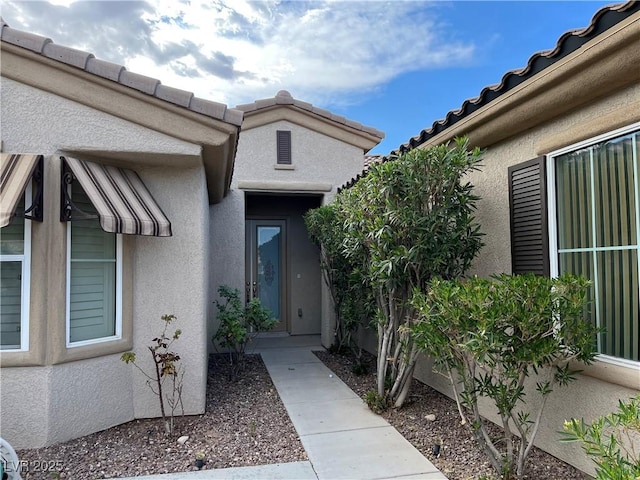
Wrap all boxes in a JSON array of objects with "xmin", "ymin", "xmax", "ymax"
[
  {"xmin": 237, "ymin": 89, "xmax": 384, "ymax": 138},
  {"xmin": 0, "ymin": 17, "xmax": 243, "ymax": 126},
  {"xmin": 389, "ymin": 1, "xmax": 637, "ymax": 157}
]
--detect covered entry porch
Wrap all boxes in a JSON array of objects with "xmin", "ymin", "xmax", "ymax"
[{"xmin": 245, "ymin": 193, "xmax": 323, "ymax": 336}]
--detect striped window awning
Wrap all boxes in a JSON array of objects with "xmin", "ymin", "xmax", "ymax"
[
  {"xmin": 62, "ymin": 156, "xmax": 172, "ymax": 237},
  {"xmin": 0, "ymin": 153, "xmax": 43, "ymax": 228}
]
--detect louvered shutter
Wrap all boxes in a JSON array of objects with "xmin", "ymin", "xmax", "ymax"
[
  {"xmin": 508, "ymin": 157, "xmax": 550, "ymax": 276},
  {"xmin": 277, "ymin": 130, "xmax": 292, "ymax": 164}
]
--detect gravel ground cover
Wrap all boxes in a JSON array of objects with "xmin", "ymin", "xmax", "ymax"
[
  {"xmin": 16, "ymin": 354, "xmax": 306, "ymax": 479},
  {"xmin": 15, "ymin": 348, "xmax": 591, "ymax": 480},
  {"xmin": 315, "ymin": 349, "xmax": 591, "ymax": 480}
]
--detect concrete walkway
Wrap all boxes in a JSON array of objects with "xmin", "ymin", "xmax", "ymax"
[
  {"xmin": 256, "ymin": 336, "xmax": 446, "ymax": 480},
  {"xmin": 116, "ymin": 335, "xmax": 446, "ymax": 480}
]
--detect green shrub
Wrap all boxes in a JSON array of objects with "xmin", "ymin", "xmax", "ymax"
[
  {"xmin": 304, "ymin": 204, "xmax": 374, "ymax": 356},
  {"xmin": 412, "ymin": 273, "xmax": 599, "ymax": 479},
  {"xmin": 363, "ymin": 389, "xmax": 387, "ymax": 414},
  {"xmin": 213, "ymin": 285, "xmax": 277, "ymax": 379},
  {"xmin": 561, "ymin": 395, "xmax": 640, "ymax": 480},
  {"xmin": 338, "ymin": 136, "xmax": 484, "ymax": 409}
]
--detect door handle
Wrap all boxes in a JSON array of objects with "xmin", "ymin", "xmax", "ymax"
[
  {"xmin": 252, "ymin": 281, "xmax": 257, "ymax": 297},
  {"xmin": 245, "ymin": 282, "xmax": 251, "ymax": 302}
]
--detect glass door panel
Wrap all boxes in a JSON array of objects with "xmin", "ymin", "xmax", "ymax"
[
  {"xmin": 257, "ymin": 226, "xmax": 281, "ymax": 319},
  {"xmin": 246, "ymin": 220, "xmax": 286, "ymax": 331}
]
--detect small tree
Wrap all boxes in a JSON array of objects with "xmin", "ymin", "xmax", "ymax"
[
  {"xmin": 213, "ymin": 285, "xmax": 278, "ymax": 379},
  {"xmin": 561, "ymin": 394, "xmax": 640, "ymax": 480},
  {"xmin": 412, "ymin": 273, "xmax": 599, "ymax": 479},
  {"xmin": 121, "ymin": 314, "xmax": 185, "ymax": 435},
  {"xmin": 338, "ymin": 137, "xmax": 484, "ymax": 408},
  {"xmin": 304, "ymin": 204, "xmax": 374, "ymax": 354}
]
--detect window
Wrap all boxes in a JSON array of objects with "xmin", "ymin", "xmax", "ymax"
[
  {"xmin": 66, "ymin": 182, "xmax": 122, "ymax": 346},
  {"xmin": 0, "ymin": 186, "xmax": 31, "ymax": 351},
  {"xmin": 277, "ymin": 130, "xmax": 292, "ymax": 165},
  {"xmin": 548, "ymin": 124, "xmax": 640, "ymax": 363}
]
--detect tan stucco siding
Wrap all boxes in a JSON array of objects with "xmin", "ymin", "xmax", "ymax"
[
  {"xmin": 131, "ymin": 165, "xmax": 210, "ymax": 419},
  {"xmin": 406, "ymin": 83, "xmax": 640, "ymax": 476},
  {"xmin": 0, "ymin": 366, "xmax": 52, "ymax": 447},
  {"xmin": 207, "ymin": 190, "xmax": 245, "ymax": 354},
  {"xmin": 233, "ymin": 120, "xmax": 365, "ymax": 195},
  {"xmin": 0, "ymin": 79, "xmax": 210, "ymax": 448},
  {"xmin": 210, "ymin": 119, "xmax": 367, "ymax": 348},
  {"xmin": 1, "ymin": 78, "xmax": 202, "ymax": 168},
  {"xmin": 467, "ymin": 81, "xmax": 640, "ymax": 279}
]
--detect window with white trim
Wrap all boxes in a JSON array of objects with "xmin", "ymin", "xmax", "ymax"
[
  {"xmin": 0, "ymin": 186, "xmax": 31, "ymax": 351},
  {"xmin": 548, "ymin": 124, "xmax": 640, "ymax": 363},
  {"xmin": 66, "ymin": 181, "xmax": 122, "ymax": 346}
]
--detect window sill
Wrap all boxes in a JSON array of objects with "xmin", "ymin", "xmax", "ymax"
[
  {"xmin": 0, "ymin": 347, "xmax": 45, "ymax": 367},
  {"xmin": 52, "ymin": 336, "xmax": 133, "ymax": 365},
  {"xmin": 274, "ymin": 164, "xmax": 295, "ymax": 170},
  {"xmin": 572, "ymin": 355, "xmax": 640, "ymax": 391}
]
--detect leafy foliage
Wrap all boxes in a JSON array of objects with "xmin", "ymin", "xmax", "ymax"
[
  {"xmin": 213, "ymin": 285, "xmax": 278, "ymax": 379},
  {"xmin": 304, "ymin": 204, "xmax": 374, "ymax": 356},
  {"xmin": 412, "ymin": 273, "xmax": 599, "ymax": 479},
  {"xmin": 121, "ymin": 314, "xmax": 184, "ymax": 435},
  {"xmin": 561, "ymin": 395, "xmax": 640, "ymax": 480},
  {"xmin": 363, "ymin": 389, "xmax": 387, "ymax": 414},
  {"xmin": 337, "ymin": 136, "xmax": 484, "ymax": 408}
]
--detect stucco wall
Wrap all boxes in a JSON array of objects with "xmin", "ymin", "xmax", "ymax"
[
  {"xmin": 131, "ymin": 165, "xmax": 210, "ymax": 419},
  {"xmin": 208, "ymin": 190, "xmax": 246, "ymax": 348},
  {"xmin": 407, "ymin": 81, "xmax": 640, "ymax": 475},
  {"xmin": 210, "ymin": 118, "xmax": 366, "ymax": 347},
  {"xmin": 0, "ymin": 366, "xmax": 51, "ymax": 447},
  {"xmin": 233, "ymin": 120, "xmax": 365, "ymax": 191},
  {"xmin": 466, "ymin": 82, "xmax": 640, "ymax": 279},
  {"xmin": 0, "ymin": 79, "xmax": 209, "ymax": 448}
]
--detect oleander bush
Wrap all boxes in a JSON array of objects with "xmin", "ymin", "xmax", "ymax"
[
  {"xmin": 412, "ymin": 273, "xmax": 599, "ymax": 479},
  {"xmin": 561, "ymin": 394, "xmax": 640, "ymax": 480}
]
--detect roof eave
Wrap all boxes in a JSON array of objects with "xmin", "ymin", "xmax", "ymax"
[
  {"xmin": 1, "ymin": 41, "xmax": 241, "ymax": 204},
  {"xmin": 241, "ymin": 104, "xmax": 383, "ymax": 152},
  {"xmin": 407, "ymin": 10, "xmax": 640, "ymax": 154}
]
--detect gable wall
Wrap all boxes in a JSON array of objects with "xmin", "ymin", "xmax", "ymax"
[
  {"xmin": 234, "ymin": 120, "xmax": 365, "ymax": 196},
  {"xmin": 210, "ymin": 119, "xmax": 367, "ymax": 347}
]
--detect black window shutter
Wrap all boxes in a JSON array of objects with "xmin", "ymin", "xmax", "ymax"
[
  {"xmin": 277, "ymin": 130, "xmax": 291, "ymax": 164},
  {"xmin": 508, "ymin": 156, "xmax": 550, "ymax": 276}
]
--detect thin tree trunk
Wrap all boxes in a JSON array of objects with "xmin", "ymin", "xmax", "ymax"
[
  {"xmin": 502, "ymin": 413, "xmax": 514, "ymax": 479},
  {"xmin": 393, "ymin": 347, "xmax": 418, "ymax": 408},
  {"xmin": 150, "ymin": 347, "xmax": 168, "ymax": 433}
]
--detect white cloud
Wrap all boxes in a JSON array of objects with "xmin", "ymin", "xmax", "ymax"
[{"xmin": 1, "ymin": 0, "xmax": 475, "ymax": 108}]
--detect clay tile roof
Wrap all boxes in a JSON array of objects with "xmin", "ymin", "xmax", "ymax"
[
  {"xmin": 363, "ymin": 154, "xmax": 383, "ymax": 170},
  {"xmin": 0, "ymin": 18, "xmax": 243, "ymax": 127},
  {"xmin": 340, "ymin": 1, "xmax": 639, "ymax": 192},
  {"xmin": 392, "ymin": 0, "xmax": 639, "ymax": 157},
  {"xmin": 236, "ymin": 90, "xmax": 385, "ymax": 139}
]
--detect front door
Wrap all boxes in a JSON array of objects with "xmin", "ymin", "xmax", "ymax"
[{"xmin": 245, "ymin": 219, "xmax": 287, "ymax": 332}]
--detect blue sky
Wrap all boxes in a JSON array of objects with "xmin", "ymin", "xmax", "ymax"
[{"xmin": 1, "ymin": 1, "xmax": 614, "ymax": 154}]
